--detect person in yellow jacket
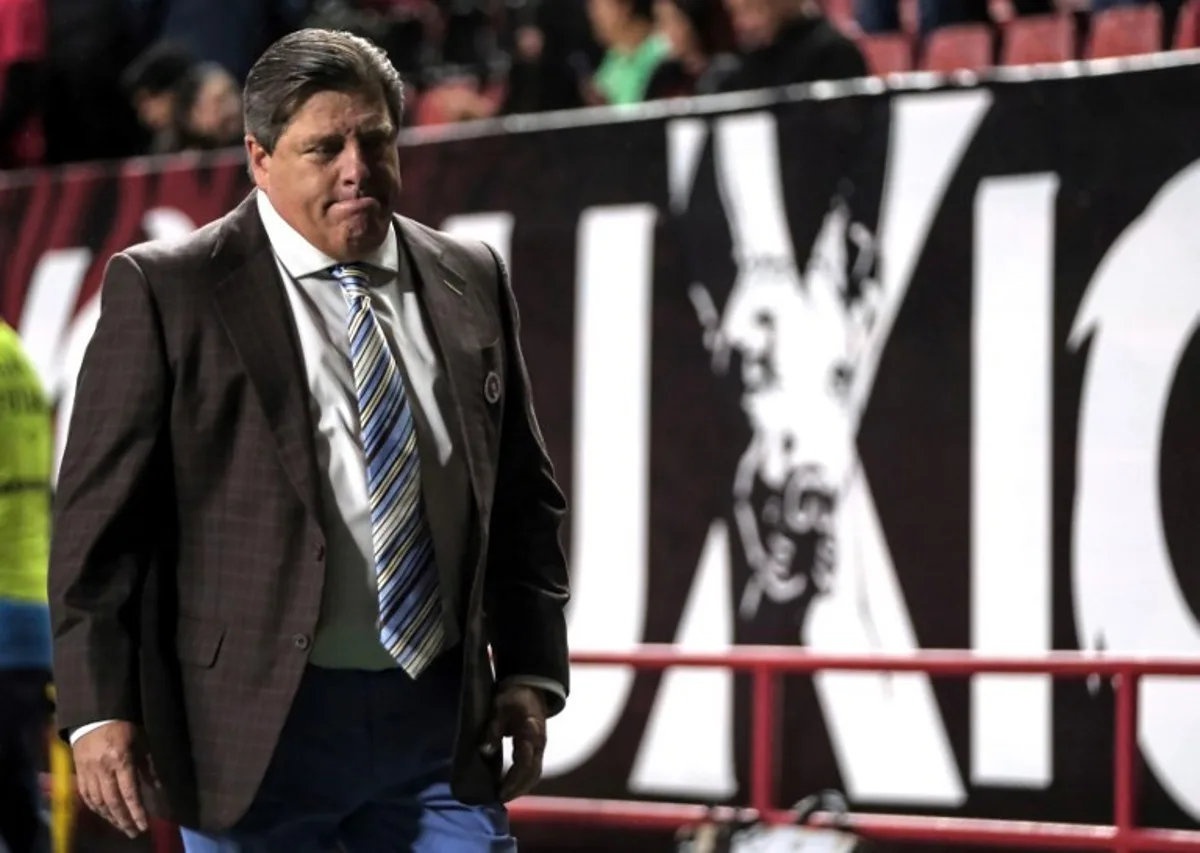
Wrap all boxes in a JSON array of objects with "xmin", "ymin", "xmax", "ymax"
[{"xmin": 0, "ymin": 318, "xmax": 54, "ymax": 853}]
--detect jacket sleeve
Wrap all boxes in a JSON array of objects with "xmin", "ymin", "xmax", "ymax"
[
  {"xmin": 48, "ymin": 252, "xmax": 171, "ymax": 736},
  {"xmin": 481, "ymin": 244, "xmax": 571, "ymax": 716}
]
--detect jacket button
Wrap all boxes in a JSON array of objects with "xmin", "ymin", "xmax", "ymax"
[{"xmin": 293, "ymin": 634, "xmax": 311, "ymax": 651}]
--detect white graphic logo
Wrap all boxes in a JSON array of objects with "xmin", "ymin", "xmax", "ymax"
[{"xmin": 675, "ymin": 95, "xmax": 993, "ymax": 805}]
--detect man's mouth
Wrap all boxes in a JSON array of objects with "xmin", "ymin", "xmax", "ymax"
[{"xmin": 329, "ymin": 197, "xmax": 382, "ymax": 214}]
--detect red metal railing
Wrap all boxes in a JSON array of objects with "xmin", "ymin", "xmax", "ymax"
[{"xmin": 509, "ymin": 646, "xmax": 1200, "ymax": 852}]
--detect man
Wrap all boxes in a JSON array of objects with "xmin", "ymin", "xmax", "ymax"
[
  {"xmin": 0, "ymin": 318, "xmax": 54, "ymax": 853},
  {"xmin": 120, "ymin": 41, "xmax": 197, "ymax": 154},
  {"xmin": 719, "ymin": 0, "xmax": 866, "ymax": 91},
  {"xmin": 169, "ymin": 62, "xmax": 244, "ymax": 151},
  {"xmin": 48, "ymin": 27, "xmax": 570, "ymax": 853}
]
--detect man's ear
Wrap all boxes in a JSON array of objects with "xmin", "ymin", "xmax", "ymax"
[{"xmin": 245, "ymin": 135, "xmax": 270, "ymax": 190}]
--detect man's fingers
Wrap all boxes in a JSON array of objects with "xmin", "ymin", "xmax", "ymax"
[
  {"xmin": 499, "ymin": 729, "xmax": 544, "ymax": 801},
  {"xmin": 499, "ymin": 746, "xmax": 540, "ymax": 801},
  {"xmin": 96, "ymin": 770, "xmax": 139, "ymax": 837},
  {"xmin": 519, "ymin": 714, "xmax": 547, "ymax": 754},
  {"xmin": 116, "ymin": 763, "xmax": 150, "ymax": 832},
  {"xmin": 77, "ymin": 770, "xmax": 101, "ymax": 816},
  {"xmin": 480, "ymin": 712, "xmax": 506, "ymax": 757}
]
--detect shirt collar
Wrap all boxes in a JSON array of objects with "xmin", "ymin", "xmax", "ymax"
[{"xmin": 255, "ymin": 189, "xmax": 400, "ymax": 280}]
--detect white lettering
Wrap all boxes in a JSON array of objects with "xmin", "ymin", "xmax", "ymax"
[
  {"xmin": 19, "ymin": 248, "xmax": 92, "ymax": 393},
  {"xmin": 17, "ymin": 248, "xmax": 96, "ymax": 483},
  {"xmin": 1070, "ymin": 158, "xmax": 1200, "ymax": 821},
  {"xmin": 142, "ymin": 208, "xmax": 198, "ymax": 242},
  {"xmin": 441, "ymin": 213, "xmax": 515, "ymax": 269},
  {"xmin": 970, "ymin": 174, "xmax": 1057, "ymax": 788},
  {"xmin": 628, "ymin": 520, "xmax": 737, "ymax": 798},
  {"xmin": 543, "ymin": 204, "xmax": 658, "ymax": 777}
]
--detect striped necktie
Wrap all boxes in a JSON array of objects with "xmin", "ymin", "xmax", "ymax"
[{"xmin": 331, "ymin": 263, "xmax": 445, "ymax": 678}]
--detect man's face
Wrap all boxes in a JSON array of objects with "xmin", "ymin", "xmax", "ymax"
[
  {"xmin": 134, "ymin": 91, "xmax": 174, "ymax": 132},
  {"xmin": 247, "ymin": 89, "xmax": 400, "ymax": 262},
  {"xmin": 189, "ymin": 69, "xmax": 243, "ymax": 145},
  {"xmin": 724, "ymin": 0, "xmax": 783, "ymax": 49}
]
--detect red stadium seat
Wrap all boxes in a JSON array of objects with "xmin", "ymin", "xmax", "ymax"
[
  {"xmin": 1001, "ymin": 14, "xmax": 1075, "ymax": 66},
  {"xmin": 921, "ymin": 23, "xmax": 994, "ymax": 72},
  {"xmin": 1085, "ymin": 5, "xmax": 1163, "ymax": 59},
  {"xmin": 1174, "ymin": 0, "xmax": 1200, "ymax": 48},
  {"xmin": 858, "ymin": 33, "xmax": 915, "ymax": 75}
]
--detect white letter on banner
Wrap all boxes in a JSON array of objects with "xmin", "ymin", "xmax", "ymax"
[
  {"xmin": 971, "ymin": 174, "xmax": 1058, "ymax": 788},
  {"xmin": 628, "ymin": 519, "xmax": 736, "ymax": 798},
  {"xmin": 142, "ymin": 208, "xmax": 198, "ymax": 242},
  {"xmin": 542, "ymin": 204, "xmax": 658, "ymax": 777},
  {"xmin": 1070, "ymin": 159, "xmax": 1200, "ymax": 821},
  {"xmin": 18, "ymin": 248, "xmax": 95, "ymax": 484},
  {"xmin": 441, "ymin": 213, "xmax": 515, "ymax": 269},
  {"xmin": 19, "ymin": 248, "xmax": 92, "ymax": 395},
  {"xmin": 23, "ymin": 208, "xmax": 198, "ymax": 483}
]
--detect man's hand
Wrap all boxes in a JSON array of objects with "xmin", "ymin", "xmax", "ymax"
[
  {"xmin": 72, "ymin": 721, "xmax": 158, "ymax": 837},
  {"xmin": 480, "ymin": 684, "xmax": 548, "ymax": 802}
]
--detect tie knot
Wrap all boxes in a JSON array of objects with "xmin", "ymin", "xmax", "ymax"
[{"xmin": 331, "ymin": 263, "xmax": 371, "ymax": 300}]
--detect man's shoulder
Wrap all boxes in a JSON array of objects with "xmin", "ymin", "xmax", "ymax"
[
  {"xmin": 117, "ymin": 198, "xmax": 255, "ymax": 284},
  {"xmin": 395, "ymin": 215, "xmax": 501, "ymax": 280},
  {"xmin": 120, "ymin": 216, "xmax": 224, "ymax": 274}
]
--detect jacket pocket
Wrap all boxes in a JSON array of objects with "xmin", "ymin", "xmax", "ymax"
[{"xmin": 175, "ymin": 616, "xmax": 226, "ymax": 669}]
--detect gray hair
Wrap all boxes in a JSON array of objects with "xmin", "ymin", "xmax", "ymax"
[{"xmin": 243, "ymin": 28, "xmax": 405, "ymax": 153}]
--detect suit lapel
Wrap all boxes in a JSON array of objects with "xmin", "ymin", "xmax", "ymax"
[
  {"xmin": 396, "ymin": 218, "xmax": 484, "ymax": 520},
  {"xmin": 210, "ymin": 196, "xmax": 325, "ymax": 527}
]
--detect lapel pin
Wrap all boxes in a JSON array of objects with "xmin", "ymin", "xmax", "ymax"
[
  {"xmin": 484, "ymin": 371, "xmax": 502, "ymax": 405},
  {"xmin": 441, "ymin": 278, "xmax": 464, "ymax": 297}
]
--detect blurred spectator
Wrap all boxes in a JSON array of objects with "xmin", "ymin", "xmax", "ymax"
[
  {"xmin": 438, "ymin": 0, "xmax": 498, "ymax": 69},
  {"xmin": 647, "ymin": 0, "xmax": 740, "ymax": 97},
  {"xmin": 501, "ymin": 0, "xmax": 601, "ymax": 114},
  {"xmin": 120, "ymin": 40, "xmax": 196, "ymax": 153},
  {"xmin": 0, "ymin": 318, "xmax": 54, "ymax": 853},
  {"xmin": 305, "ymin": 0, "xmax": 439, "ymax": 84},
  {"xmin": 41, "ymin": 0, "xmax": 145, "ymax": 165},
  {"xmin": 859, "ymin": 0, "xmax": 1056, "ymax": 34},
  {"xmin": 0, "ymin": 0, "xmax": 46, "ymax": 169},
  {"xmin": 169, "ymin": 61, "xmax": 243, "ymax": 150},
  {"xmin": 585, "ymin": 0, "xmax": 671, "ymax": 105},
  {"xmin": 853, "ymin": 0, "xmax": 1155, "ymax": 35},
  {"xmin": 157, "ymin": 0, "xmax": 309, "ymax": 82},
  {"xmin": 720, "ymin": 0, "xmax": 867, "ymax": 91}
]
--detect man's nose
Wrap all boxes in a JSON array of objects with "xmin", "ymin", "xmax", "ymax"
[{"xmin": 339, "ymin": 142, "xmax": 370, "ymax": 183}]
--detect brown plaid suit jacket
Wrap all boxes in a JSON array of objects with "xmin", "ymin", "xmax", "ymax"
[{"xmin": 47, "ymin": 194, "xmax": 571, "ymax": 832}]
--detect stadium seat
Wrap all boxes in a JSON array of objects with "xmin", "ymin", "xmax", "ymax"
[
  {"xmin": 1174, "ymin": 0, "xmax": 1200, "ymax": 48},
  {"xmin": 1001, "ymin": 14, "xmax": 1075, "ymax": 66},
  {"xmin": 1084, "ymin": 5, "xmax": 1163, "ymax": 59},
  {"xmin": 920, "ymin": 23, "xmax": 994, "ymax": 72},
  {"xmin": 858, "ymin": 32, "xmax": 915, "ymax": 75}
]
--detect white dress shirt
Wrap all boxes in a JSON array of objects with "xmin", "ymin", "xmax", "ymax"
[
  {"xmin": 71, "ymin": 192, "xmax": 559, "ymax": 744},
  {"xmin": 258, "ymin": 190, "xmax": 459, "ymax": 670}
]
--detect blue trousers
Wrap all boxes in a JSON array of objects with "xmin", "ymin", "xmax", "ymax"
[{"xmin": 181, "ymin": 656, "xmax": 514, "ymax": 853}]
